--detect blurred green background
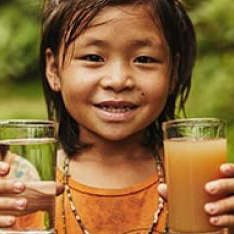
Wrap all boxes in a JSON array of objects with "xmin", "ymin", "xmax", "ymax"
[{"xmin": 0, "ymin": 0, "xmax": 234, "ymax": 160}]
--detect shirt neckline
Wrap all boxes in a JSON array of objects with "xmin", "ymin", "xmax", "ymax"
[{"xmin": 57, "ymin": 169, "xmax": 159, "ymax": 196}]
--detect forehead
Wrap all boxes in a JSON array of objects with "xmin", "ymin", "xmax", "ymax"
[
  {"xmin": 73, "ymin": 4, "xmax": 166, "ymax": 49},
  {"xmin": 60, "ymin": 4, "xmax": 169, "ymax": 65},
  {"xmin": 90, "ymin": 4, "xmax": 154, "ymax": 26}
]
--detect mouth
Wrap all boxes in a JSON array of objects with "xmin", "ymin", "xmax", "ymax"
[{"xmin": 94, "ymin": 101, "xmax": 138, "ymax": 113}]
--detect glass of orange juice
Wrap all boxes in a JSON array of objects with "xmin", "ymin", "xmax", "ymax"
[{"xmin": 163, "ymin": 118, "xmax": 227, "ymax": 234}]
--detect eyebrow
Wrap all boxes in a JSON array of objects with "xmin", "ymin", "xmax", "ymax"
[
  {"xmin": 130, "ymin": 39, "xmax": 161, "ymax": 49},
  {"xmin": 80, "ymin": 38, "xmax": 163, "ymax": 49},
  {"xmin": 81, "ymin": 39, "xmax": 108, "ymax": 48}
]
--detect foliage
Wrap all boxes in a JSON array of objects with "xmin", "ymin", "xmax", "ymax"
[
  {"xmin": 0, "ymin": 80, "xmax": 47, "ymax": 119},
  {"xmin": 185, "ymin": 0, "xmax": 234, "ymax": 160},
  {"xmin": 0, "ymin": 0, "xmax": 234, "ymax": 158},
  {"xmin": 190, "ymin": 0, "xmax": 234, "ymax": 54},
  {"xmin": 0, "ymin": 0, "xmax": 41, "ymax": 82}
]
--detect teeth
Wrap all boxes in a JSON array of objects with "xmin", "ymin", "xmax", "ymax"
[{"xmin": 101, "ymin": 106, "xmax": 133, "ymax": 113}]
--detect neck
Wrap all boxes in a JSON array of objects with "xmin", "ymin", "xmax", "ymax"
[
  {"xmin": 64, "ymin": 132, "xmax": 161, "ymax": 189},
  {"xmin": 74, "ymin": 128, "xmax": 156, "ymax": 163},
  {"xmin": 74, "ymin": 137, "xmax": 154, "ymax": 164},
  {"xmin": 68, "ymin": 142, "xmax": 157, "ymax": 189}
]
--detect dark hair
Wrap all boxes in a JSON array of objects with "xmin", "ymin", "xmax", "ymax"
[{"xmin": 40, "ymin": 0, "xmax": 196, "ymax": 157}]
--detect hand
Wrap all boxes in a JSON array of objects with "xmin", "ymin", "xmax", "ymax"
[
  {"xmin": 0, "ymin": 161, "xmax": 25, "ymax": 227},
  {"xmin": 157, "ymin": 163, "xmax": 234, "ymax": 231},
  {"xmin": 204, "ymin": 163, "xmax": 234, "ymax": 229},
  {"xmin": 0, "ymin": 161, "xmax": 64, "ymax": 228}
]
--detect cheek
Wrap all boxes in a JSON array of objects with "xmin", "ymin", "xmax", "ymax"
[
  {"xmin": 60, "ymin": 88, "xmax": 87, "ymax": 124},
  {"xmin": 59, "ymin": 82, "xmax": 85, "ymax": 117},
  {"xmin": 145, "ymin": 80, "xmax": 170, "ymax": 112},
  {"xmin": 59, "ymin": 73, "xmax": 93, "ymax": 105},
  {"xmin": 61, "ymin": 83, "xmax": 78, "ymax": 102},
  {"xmin": 141, "ymin": 91, "xmax": 146, "ymax": 97},
  {"xmin": 63, "ymin": 91, "xmax": 79, "ymax": 107}
]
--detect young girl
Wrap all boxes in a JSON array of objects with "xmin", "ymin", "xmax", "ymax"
[{"xmin": 1, "ymin": 0, "xmax": 234, "ymax": 233}]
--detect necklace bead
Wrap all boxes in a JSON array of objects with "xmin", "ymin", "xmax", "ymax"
[{"xmin": 62, "ymin": 156, "xmax": 165, "ymax": 234}]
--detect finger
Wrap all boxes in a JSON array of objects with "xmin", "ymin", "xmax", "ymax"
[
  {"xmin": 205, "ymin": 178, "xmax": 234, "ymax": 195},
  {"xmin": 0, "ymin": 216, "xmax": 16, "ymax": 227},
  {"xmin": 208, "ymin": 214, "xmax": 234, "ymax": 228},
  {"xmin": 205, "ymin": 196, "xmax": 234, "ymax": 216},
  {"xmin": 0, "ymin": 198, "xmax": 27, "ymax": 211},
  {"xmin": 0, "ymin": 180, "xmax": 26, "ymax": 194},
  {"xmin": 0, "ymin": 162, "xmax": 10, "ymax": 176},
  {"xmin": 56, "ymin": 183, "xmax": 64, "ymax": 196},
  {"xmin": 220, "ymin": 163, "xmax": 234, "ymax": 177},
  {"xmin": 157, "ymin": 183, "xmax": 167, "ymax": 201}
]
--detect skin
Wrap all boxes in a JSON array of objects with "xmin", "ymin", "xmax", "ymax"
[
  {"xmin": 0, "ymin": 161, "xmax": 64, "ymax": 227},
  {"xmin": 1, "ymin": 3, "xmax": 234, "ymax": 231},
  {"xmin": 158, "ymin": 163, "xmax": 234, "ymax": 231},
  {"xmin": 46, "ymin": 5, "xmax": 172, "ymax": 189},
  {"xmin": 48, "ymin": 5, "xmax": 171, "ymax": 143},
  {"xmin": 0, "ymin": 4, "xmax": 171, "ymax": 227}
]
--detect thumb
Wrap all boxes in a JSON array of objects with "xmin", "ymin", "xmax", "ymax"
[{"xmin": 157, "ymin": 183, "xmax": 167, "ymax": 201}]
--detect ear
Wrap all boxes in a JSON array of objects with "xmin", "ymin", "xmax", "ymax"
[
  {"xmin": 45, "ymin": 48, "xmax": 61, "ymax": 92},
  {"xmin": 169, "ymin": 54, "xmax": 180, "ymax": 94}
]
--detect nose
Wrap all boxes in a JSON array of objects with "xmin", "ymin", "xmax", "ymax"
[{"xmin": 100, "ymin": 61, "xmax": 135, "ymax": 92}]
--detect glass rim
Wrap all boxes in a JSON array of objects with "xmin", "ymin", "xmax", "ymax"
[
  {"xmin": 0, "ymin": 119, "xmax": 56, "ymax": 127},
  {"xmin": 162, "ymin": 118, "xmax": 226, "ymax": 129}
]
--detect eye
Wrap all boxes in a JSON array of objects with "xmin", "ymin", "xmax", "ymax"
[
  {"xmin": 134, "ymin": 56, "xmax": 157, "ymax": 64},
  {"xmin": 81, "ymin": 54, "xmax": 104, "ymax": 62}
]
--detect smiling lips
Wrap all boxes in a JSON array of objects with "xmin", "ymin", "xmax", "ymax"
[
  {"xmin": 94, "ymin": 101, "xmax": 139, "ymax": 122},
  {"xmin": 95, "ymin": 101, "xmax": 138, "ymax": 113}
]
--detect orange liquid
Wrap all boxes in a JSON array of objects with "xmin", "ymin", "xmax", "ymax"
[{"xmin": 164, "ymin": 139, "xmax": 226, "ymax": 233}]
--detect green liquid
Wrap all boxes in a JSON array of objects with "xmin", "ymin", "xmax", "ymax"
[{"xmin": 0, "ymin": 138, "xmax": 57, "ymax": 232}]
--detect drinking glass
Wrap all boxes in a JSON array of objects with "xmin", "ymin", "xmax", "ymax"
[
  {"xmin": 0, "ymin": 120, "xmax": 57, "ymax": 234},
  {"xmin": 163, "ymin": 118, "xmax": 227, "ymax": 234}
]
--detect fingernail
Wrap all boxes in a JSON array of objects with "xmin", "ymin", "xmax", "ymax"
[
  {"xmin": 16, "ymin": 199, "xmax": 27, "ymax": 210},
  {"xmin": 205, "ymin": 203, "xmax": 217, "ymax": 214},
  {"xmin": 210, "ymin": 217, "xmax": 220, "ymax": 225},
  {"xmin": 14, "ymin": 182, "xmax": 25, "ymax": 193},
  {"xmin": 7, "ymin": 216, "xmax": 16, "ymax": 226},
  {"xmin": 221, "ymin": 164, "xmax": 232, "ymax": 174},
  {"xmin": 205, "ymin": 182, "xmax": 218, "ymax": 193}
]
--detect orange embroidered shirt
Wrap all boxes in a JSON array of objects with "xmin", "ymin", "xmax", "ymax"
[
  {"xmin": 55, "ymin": 169, "xmax": 167, "ymax": 234},
  {"xmin": 1, "ymin": 152, "xmax": 167, "ymax": 233}
]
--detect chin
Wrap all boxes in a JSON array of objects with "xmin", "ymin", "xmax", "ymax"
[
  {"xmin": 99, "ymin": 130, "xmax": 143, "ymax": 143},
  {"xmin": 101, "ymin": 134, "xmax": 130, "ymax": 142}
]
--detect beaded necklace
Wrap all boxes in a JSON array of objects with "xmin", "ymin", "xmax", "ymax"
[{"xmin": 61, "ymin": 156, "xmax": 166, "ymax": 234}]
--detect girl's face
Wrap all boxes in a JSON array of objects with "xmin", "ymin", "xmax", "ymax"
[{"xmin": 47, "ymin": 4, "xmax": 171, "ymax": 143}]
